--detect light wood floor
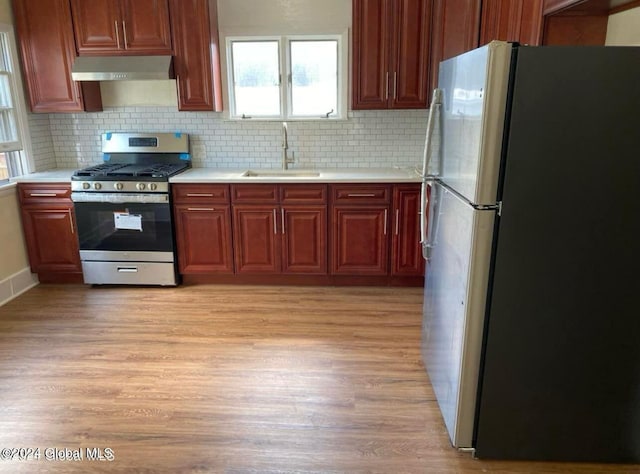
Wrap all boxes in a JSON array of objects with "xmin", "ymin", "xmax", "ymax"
[{"xmin": 0, "ymin": 284, "xmax": 637, "ymax": 474}]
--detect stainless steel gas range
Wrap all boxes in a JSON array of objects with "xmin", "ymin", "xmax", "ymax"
[{"xmin": 71, "ymin": 132, "xmax": 190, "ymax": 286}]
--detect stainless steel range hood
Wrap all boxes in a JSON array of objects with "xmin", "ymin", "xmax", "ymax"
[{"xmin": 71, "ymin": 56, "xmax": 173, "ymax": 81}]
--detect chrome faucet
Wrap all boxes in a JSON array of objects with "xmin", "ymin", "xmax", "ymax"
[{"xmin": 282, "ymin": 122, "xmax": 295, "ymax": 170}]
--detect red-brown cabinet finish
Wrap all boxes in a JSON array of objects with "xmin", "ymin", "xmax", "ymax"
[
  {"xmin": 480, "ymin": 0, "xmax": 544, "ymax": 46},
  {"xmin": 230, "ymin": 184, "xmax": 328, "ymax": 275},
  {"xmin": 174, "ymin": 205, "xmax": 233, "ymax": 274},
  {"xmin": 18, "ymin": 184, "xmax": 81, "ymax": 276},
  {"xmin": 281, "ymin": 207, "xmax": 327, "ymax": 274},
  {"xmin": 169, "ymin": 0, "xmax": 223, "ymax": 111},
  {"xmin": 12, "ymin": 0, "xmax": 102, "ymax": 113},
  {"xmin": 172, "ymin": 184, "xmax": 233, "ymax": 274},
  {"xmin": 352, "ymin": 0, "xmax": 431, "ymax": 110},
  {"xmin": 71, "ymin": 0, "xmax": 172, "ymax": 55},
  {"xmin": 233, "ymin": 205, "xmax": 281, "ymax": 274},
  {"xmin": 391, "ymin": 184, "xmax": 424, "ymax": 276},
  {"xmin": 331, "ymin": 207, "xmax": 389, "ymax": 275},
  {"xmin": 429, "ymin": 0, "xmax": 482, "ymax": 102}
]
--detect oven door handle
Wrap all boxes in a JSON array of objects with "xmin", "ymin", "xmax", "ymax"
[{"xmin": 71, "ymin": 192, "xmax": 169, "ymax": 204}]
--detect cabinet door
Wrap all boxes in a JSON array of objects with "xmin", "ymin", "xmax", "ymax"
[
  {"xmin": 390, "ymin": 0, "xmax": 431, "ymax": 108},
  {"xmin": 13, "ymin": 0, "xmax": 102, "ymax": 113},
  {"xmin": 233, "ymin": 205, "xmax": 280, "ymax": 274},
  {"xmin": 429, "ymin": 0, "xmax": 481, "ymax": 101},
  {"xmin": 170, "ymin": 0, "xmax": 223, "ymax": 111},
  {"xmin": 331, "ymin": 206, "xmax": 389, "ymax": 275},
  {"xmin": 71, "ymin": 0, "xmax": 121, "ymax": 54},
  {"xmin": 281, "ymin": 206, "xmax": 327, "ymax": 274},
  {"xmin": 391, "ymin": 185, "xmax": 424, "ymax": 276},
  {"xmin": 174, "ymin": 205, "xmax": 233, "ymax": 274},
  {"xmin": 480, "ymin": 0, "xmax": 543, "ymax": 46},
  {"xmin": 352, "ymin": 0, "xmax": 392, "ymax": 109},
  {"xmin": 21, "ymin": 206, "xmax": 81, "ymax": 273},
  {"xmin": 121, "ymin": 0, "xmax": 172, "ymax": 54}
]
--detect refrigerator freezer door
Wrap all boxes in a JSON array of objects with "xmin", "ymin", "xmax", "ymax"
[
  {"xmin": 422, "ymin": 182, "xmax": 496, "ymax": 448},
  {"xmin": 439, "ymin": 41, "xmax": 511, "ymax": 206}
]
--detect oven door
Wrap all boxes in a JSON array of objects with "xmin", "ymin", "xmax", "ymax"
[{"xmin": 72, "ymin": 192, "xmax": 174, "ymax": 262}]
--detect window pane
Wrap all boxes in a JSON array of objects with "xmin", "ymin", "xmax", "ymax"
[
  {"xmin": 290, "ymin": 40, "xmax": 337, "ymax": 117},
  {"xmin": 0, "ymin": 153, "xmax": 8, "ymax": 180},
  {"xmin": 232, "ymin": 41, "xmax": 280, "ymax": 116},
  {"xmin": 0, "ymin": 109, "xmax": 18, "ymax": 146}
]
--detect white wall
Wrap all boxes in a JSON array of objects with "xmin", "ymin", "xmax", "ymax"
[{"xmin": 606, "ymin": 7, "xmax": 640, "ymax": 45}]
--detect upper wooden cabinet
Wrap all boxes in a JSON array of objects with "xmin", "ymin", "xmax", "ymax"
[
  {"xmin": 169, "ymin": 0, "xmax": 223, "ymax": 111},
  {"xmin": 480, "ymin": 0, "xmax": 544, "ymax": 46},
  {"xmin": 352, "ymin": 0, "xmax": 432, "ymax": 110},
  {"xmin": 429, "ymin": 0, "xmax": 545, "ymax": 100},
  {"xmin": 12, "ymin": 0, "xmax": 103, "ymax": 113},
  {"xmin": 70, "ymin": 0, "xmax": 172, "ymax": 55}
]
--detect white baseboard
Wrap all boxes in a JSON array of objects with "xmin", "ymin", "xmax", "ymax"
[{"xmin": 0, "ymin": 268, "xmax": 39, "ymax": 307}]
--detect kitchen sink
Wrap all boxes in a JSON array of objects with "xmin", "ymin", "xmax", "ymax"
[{"xmin": 241, "ymin": 170, "xmax": 321, "ymax": 178}]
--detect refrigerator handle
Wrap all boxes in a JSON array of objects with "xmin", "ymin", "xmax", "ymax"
[
  {"xmin": 421, "ymin": 181, "xmax": 440, "ymax": 261},
  {"xmin": 421, "ymin": 88, "xmax": 443, "ymax": 177}
]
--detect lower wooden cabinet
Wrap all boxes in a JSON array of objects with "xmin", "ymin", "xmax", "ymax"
[
  {"xmin": 173, "ymin": 205, "xmax": 233, "ymax": 273},
  {"xmin": 232, "ymin": 205, "xmax": 280, "ymax": 273},
  {"xmin": 391, "ymin": 184, "xmax": 424, "ymax": 276},
  {"xmin": 172, "ymin": 184, "xmax": 233, "ymax": 274},
  {"xmin": 172, "ymin": 182, "xmax": 423, "ymax": 285},
  {"xmin": 331, "ymin": 206, "xmax": 389, "ymax": 275},
  {"xmin": 231, "ymin": 184, "xmax": 328, "ymax": 275},
  {"xmin": 17, "ymin": 183, "xmax": 82, "ymax": 281}
]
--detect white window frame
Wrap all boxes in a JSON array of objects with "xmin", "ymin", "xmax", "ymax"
[
  {"xmin": 225, "ymin": 32, "xmax": 348, "ymax": 121},
  {"xmin": 0, "ymin": 23, "xmax": 33, "ymax": 179}
]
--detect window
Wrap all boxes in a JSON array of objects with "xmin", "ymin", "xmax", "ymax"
[
  {"xmin": 226, "ymin": 34, "xmax": 346, "ymax": 120},
  {"xmin": 0, "ymin": 24, "xmax": 31, "ymax": 180}
]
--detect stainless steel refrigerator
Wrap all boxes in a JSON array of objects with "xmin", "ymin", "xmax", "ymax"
[{"xmin": 420, "ymin": 41, "xmax": 640, "ymax": 463}]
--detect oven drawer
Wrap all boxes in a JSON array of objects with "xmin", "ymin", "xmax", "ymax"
[{"xmin": 81, "ymin": 261, "xmax": 177, "ymax": 286}]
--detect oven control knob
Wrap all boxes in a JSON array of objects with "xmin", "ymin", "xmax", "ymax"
[
  {"xmin": 94, "ymin": 183, "xmax": 102, "ymax": 190},
  {"xmin": 149, "ymin": 183, "xmax": 158, "ymax": 191},
  {"xmin": 136, "ymin": 183, "xmax": 146, "ymax": 191},
  {"xmin": 82, "ymin": 182, "xmax": 90, "ymax": 190},
  {"xmin": 114, "ymin": 182, "xmax": 124, "ymax": 191}
]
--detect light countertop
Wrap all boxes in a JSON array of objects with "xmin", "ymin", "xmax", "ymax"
[
  {"xmin": 8, "ymin": 167, "xmax": 422, "ymax": 184},
  {"xmin": 169, "ymin": 167, "xmax": 422, "ymax": 184},
  {"xmin": 10, "ymin": 169, "xmax": 76, "ymax": 183}
]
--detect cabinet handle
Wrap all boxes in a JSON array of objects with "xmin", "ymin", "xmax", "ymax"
[
  {"xmin": 115, "ymin": 21, "xmax": 121, "ymax": 49},
  {"xmin": 187, "ymin": 208, "xmax": 214, "ymax": 211},
  {"xmin": 393, "ymin": 72, "xmax": 397, "ymax": 99},
  {"xmin": 273, "ymin": 209, "xmax": 278, "ymax": 234},
  {"xmin": 122, "ymin": 21, "xmax": 128, "ymax": 48},
  {"xmin": 395, "ymin": 209, "xmax": 399, "ymax": 235},
  {"xmin": 30, "ymin": 193, "xmax": 58, "ymax": 197},
  {"xmin": 68, "ymin": 209, "xmax": 75, "ymax": 235},
  {"xmin": 383, "ymin": 209, "xmax": 388, "ymax": 235},
  {"xmin": 347, "ymin": 193, "xmax": 375, "ymax": 197},
  {"xmin": 186, "ymin": 193, "xmax": 214, "ymax": 197},
  {"xmin": 281, "ymin": 208, "xmax": 285, "ymax": 234},
  {"xmin": 385, "ymin": 72, "xmax": 389, "ymax": 100}
]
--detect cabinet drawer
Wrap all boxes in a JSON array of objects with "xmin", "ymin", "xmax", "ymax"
[
  {"xmin": 172, "ymin": 184, "xmax": 229, "ymax": 204},
  {"xmin": 331, "ymin": 184, "xmax": 391, "ymax": 204},
  {"xmin": 280, "ymin": 184, "xmax": 327, "ymax": 204},
  {"xmin": 231, "ymin": 184, "xmax": 279, "ymax": 204},
  {"xmin": 18, "ymin": 183, "xmax": 72, "ymax": 204}
]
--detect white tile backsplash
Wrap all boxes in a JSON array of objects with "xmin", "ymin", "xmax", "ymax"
[
  {"xmin": 31, "ymin": 107, "xmax": 429, "ymax": 171},
  {"xmin": 27, "ymin": 113, "xmax": 56, "ymax": 172}
]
